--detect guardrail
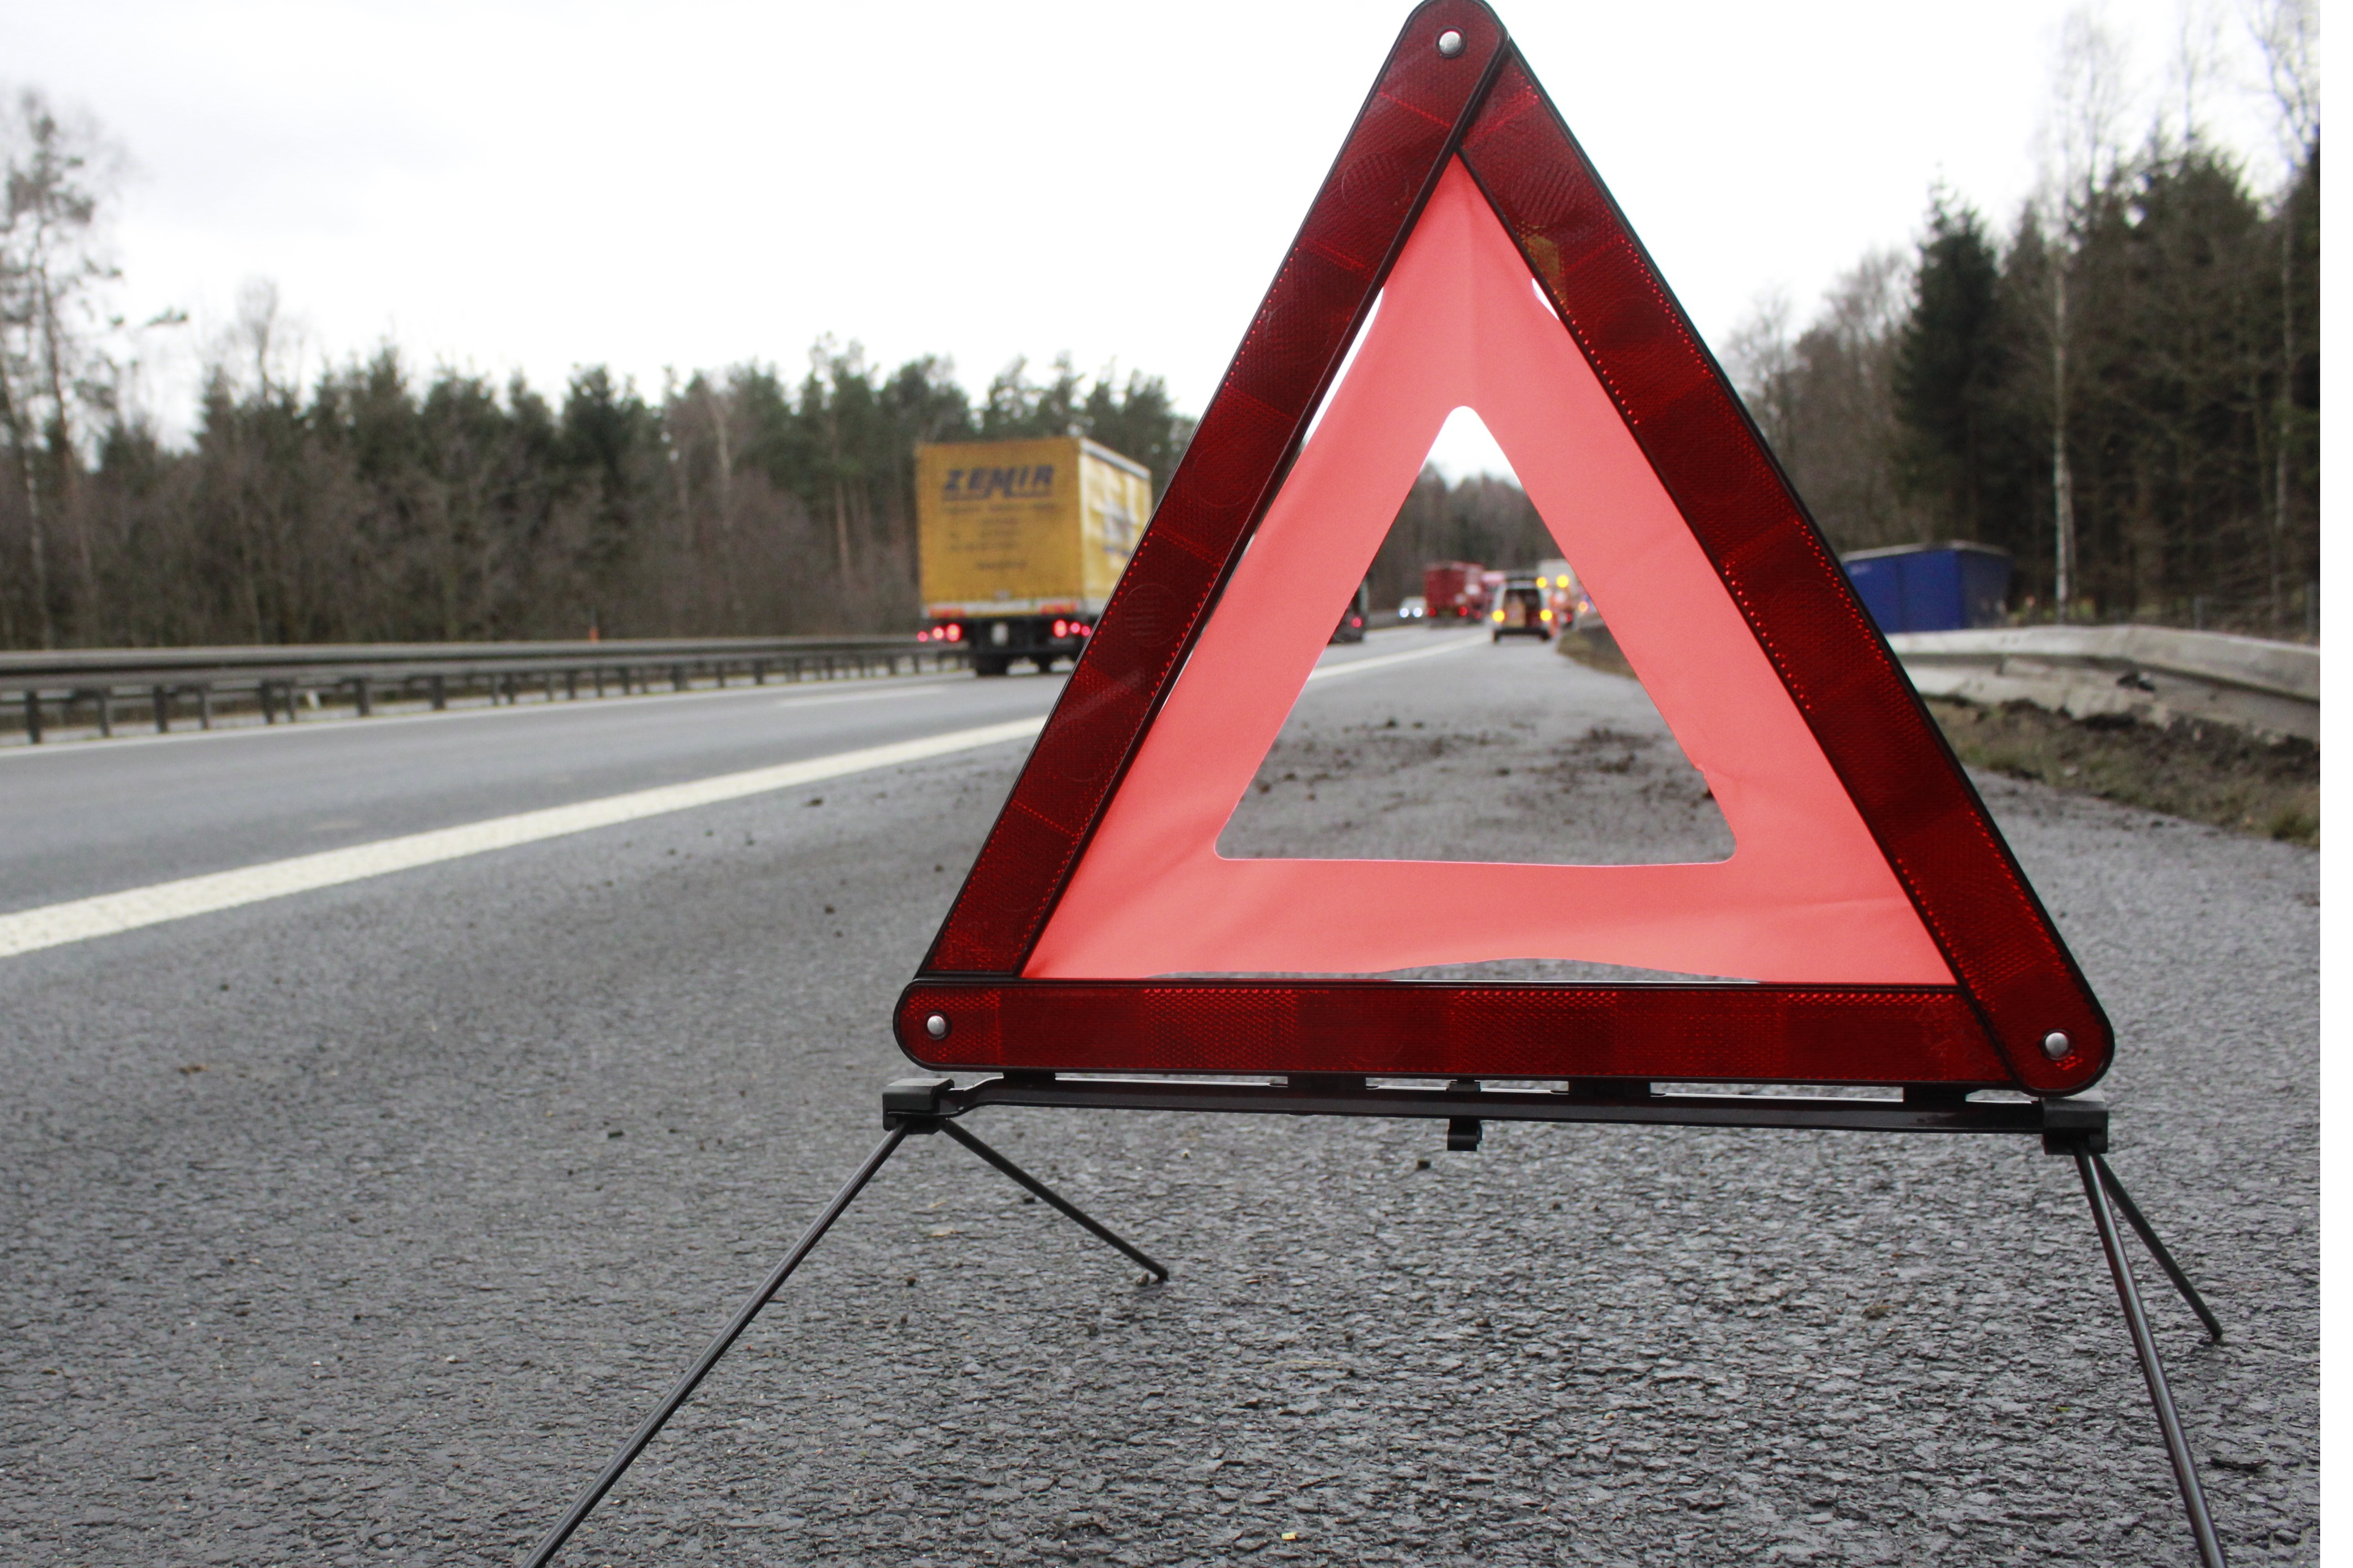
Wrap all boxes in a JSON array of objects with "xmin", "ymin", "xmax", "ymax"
[
  {"xmin": 1885, "ymin": 625, "xmax": 2319, "ymax": 743},
  {"xmin": 0, "ymin": 635, "xmax": 972, "ymax": 744}
]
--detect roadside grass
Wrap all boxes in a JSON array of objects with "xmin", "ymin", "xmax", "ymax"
[
  {"xmin": 1925, "ymin": 698, "xmax": 2317, "ymax": 846},
  {"xmin": 1558, "ymin": 627, "xmax": 1636, "ymax": 679},
  {"xmin": 1558, "ymin": 629, "xmax": 2318, "ymax": 846}
]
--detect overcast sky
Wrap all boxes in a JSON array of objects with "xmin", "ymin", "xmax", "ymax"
[{"xmin": 3, "ymin": 0, "xmax": 2297, "ymax": 475}]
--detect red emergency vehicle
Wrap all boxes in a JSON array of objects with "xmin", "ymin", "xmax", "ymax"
[{"xmin": 1421, "ymin": 562, "xmax": 1488, "ymax": 623}]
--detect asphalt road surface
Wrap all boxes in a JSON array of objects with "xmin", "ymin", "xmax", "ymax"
[{"xmin": 0, "ymin": 630, "xmax": 2317, "ymax": 1566}]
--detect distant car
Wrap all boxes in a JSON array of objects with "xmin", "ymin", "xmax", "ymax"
[
  {"xmin": 1489, "ymin": 577, "xmax": 1554, "ymax": 642},
  {"xmin": 1534, "ymin": 570, "xmax": 1580, "ymax": 631},
  {"xmin": 1398, "ymin": 595, "xmax": 1427, "ymax": 622},
  {"xmin": 1329, "ymin": 580, "xmax": 1370, "ymax": 643}
]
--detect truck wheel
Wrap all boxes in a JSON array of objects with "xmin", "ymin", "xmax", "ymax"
[{"xmin": 973, "ymin": 655, "xmax": 1010, "ymax": 677}]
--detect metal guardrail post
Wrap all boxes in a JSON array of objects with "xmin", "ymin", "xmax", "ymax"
[
  {"xmin": 153, "ymin": 685, "xmax": 170, "ymax": 734},
  {"xmin": 23, "ymin": 690, "xmax": 41, "ymax": 744}
]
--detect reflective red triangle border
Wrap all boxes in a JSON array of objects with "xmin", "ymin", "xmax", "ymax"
[{"xmin": 895, "ymin": 0, "xmax": 2111, "ymax": 1096}]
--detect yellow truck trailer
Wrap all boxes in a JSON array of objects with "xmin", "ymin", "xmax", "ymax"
[{"xmin": 914, "ymin": 436, "xmax": 1152, "ymax": 675}]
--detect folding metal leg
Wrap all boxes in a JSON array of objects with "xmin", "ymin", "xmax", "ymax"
[
  {"xmin": 2074, "ymin": 1150, "xmax": 2228, "ymax": 1568},
  {"xmin": 2094, "ymin": 1154, "xmax": 2224, "ymax": 1342},
  {"xmin": 516, "ymin": 1113, "xmax": 1166, "ymax": 1567},
  {"xmin": 517, "ymin": 1127, "xmax": 910, "ymax": 1568},
  {"xmin": 936, "ymin": 1118, "xmax": 1170, "ymax": 1280}
]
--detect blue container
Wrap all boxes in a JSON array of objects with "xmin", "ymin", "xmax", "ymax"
[{"xmin": 1840, "ymin": 542, "xmax": 2012, "ymax": 634}]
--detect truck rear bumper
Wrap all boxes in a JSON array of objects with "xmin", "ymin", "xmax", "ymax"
[{"xmin": 925, "ymin": 614, "xmax": 1094, "ymax": 672}]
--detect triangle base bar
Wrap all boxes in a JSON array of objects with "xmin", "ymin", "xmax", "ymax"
[
  {"xmin": 897, "ymin": 979, "xmax": 2012, "ymax": 1085},
  {"xmin": 890, "ymin": 1072, "xmax": 2091, "ymax": 1137},
  {"xmin": 516, "ymin": 1080, "xmax": 2228, "ymax": 1568}
]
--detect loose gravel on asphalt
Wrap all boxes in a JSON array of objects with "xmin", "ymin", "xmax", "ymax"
[{"xmin": 0, "ymin": 635, "xmax": 2317, "ymax": 1566}]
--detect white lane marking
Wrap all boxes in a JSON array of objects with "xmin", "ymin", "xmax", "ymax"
[
  {"xmin": 0, "ymin": 717, "xmax": 1045, "ymax": 959},
  {"xmin": 1303, "ymin": 633, "xmax": 1485, "ymax": 684}
]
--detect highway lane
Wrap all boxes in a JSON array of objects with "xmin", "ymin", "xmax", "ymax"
[
  {"xmin": 0, "ymin": 629, "xmax": 2316, "ymax": 1566},
  {"xmin": 0, "ymin": 669, "xmax": 1056, "ymax": 917},
  {"xmin": 0, "ymin": 631, "xmax": 1483, "ymax": 921}
]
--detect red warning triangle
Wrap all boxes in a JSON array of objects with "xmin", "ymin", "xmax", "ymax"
[
  {"xmin": 1037, "ymin": 161, "xmax": 1945, "ymax": 987},
  {"xmin": 897, "ymin": 0, "xmax": 2110, "ymax": 1096}
]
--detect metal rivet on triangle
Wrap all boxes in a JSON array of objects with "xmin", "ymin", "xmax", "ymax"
[
  {"xmin": 1436, "ymin": 29, "xmax": 1465, "ymax": 57},
  {"xmin": 2041, "ymin": 1031, "xmax": 2070, "ymax": 1061},
  {"xmin": 925, "ymin": 1013, "xmax": 952, "ymax": 1040}
]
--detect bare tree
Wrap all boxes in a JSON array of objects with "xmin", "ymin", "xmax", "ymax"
[
  {"xmin": 1727, "ymin": 254, "xmax": 1913, "ymax": 552},
  {"xmin": 0, "ymin": 88, "xmax": 121, "ymax": 645},
  {"xmin": 2168, "ymin": 0, "xmax": 2228, "ymax": 149},
  {"xmin": 216, "ymin": 277, "xmax": 309, "ymax": 406},
  {"xmin": 2244, "ymin": 0, "xmax": 2318, "ymax": 631},
  {"xmin": 1723, "ymin": 286, "xmax": 1800, "ymax": 458},
  {"xmin": 2036, "ymin": 9, "xmax": 2134, "ymax": 619}
]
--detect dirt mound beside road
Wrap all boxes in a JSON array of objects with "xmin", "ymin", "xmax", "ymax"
[{"xmin": 1557, "ymin": 627, "xmax": 2319, "ymax": 846}]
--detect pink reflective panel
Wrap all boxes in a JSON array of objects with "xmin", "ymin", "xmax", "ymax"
[{"xmin": 1028, "ymin": 161, "xmax": 1948, "ymax": 985}]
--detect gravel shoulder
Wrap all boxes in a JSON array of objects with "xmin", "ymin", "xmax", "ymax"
[{"xmin": 0, "ymin": 642, "xmax": 2316, "ymax": 1566}]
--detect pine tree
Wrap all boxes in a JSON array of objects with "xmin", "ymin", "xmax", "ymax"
[{"xmin": 1892, "ymin": 196, "xmax": 2005, "ymax": 540}]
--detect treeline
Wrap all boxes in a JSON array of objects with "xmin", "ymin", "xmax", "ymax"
[
  {"xmin": 2, "ymin": 344, "xmax": 1190, "ymax": 647},
  {"xmin": 1730, "ymin": 136, "xmax": 2318, "ymax": 636},
  {"xmin": 1367, "ymin": 470, "xmax": 1555, "ymax": 611},
  {"xmin": 0, "ymin": 90, "xmax": 1194, "ymax": 648},
  {"xmin": 5, "ymin": 27, "xmax": 2320, "ymax": 650}
]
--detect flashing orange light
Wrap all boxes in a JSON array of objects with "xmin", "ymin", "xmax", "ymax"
[
  {"xmin": 1490, "ymin": 609, "xmax": 1505, "ymax": 622},
  {"xmin": 1540, "ymin": 609, "xmax": 1554, "ymax": 622}
]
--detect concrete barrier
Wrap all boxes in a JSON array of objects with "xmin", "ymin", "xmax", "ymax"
[{"xmin": 1886, "ymin": 625, "xmax": 2318, "ymax": 742}]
